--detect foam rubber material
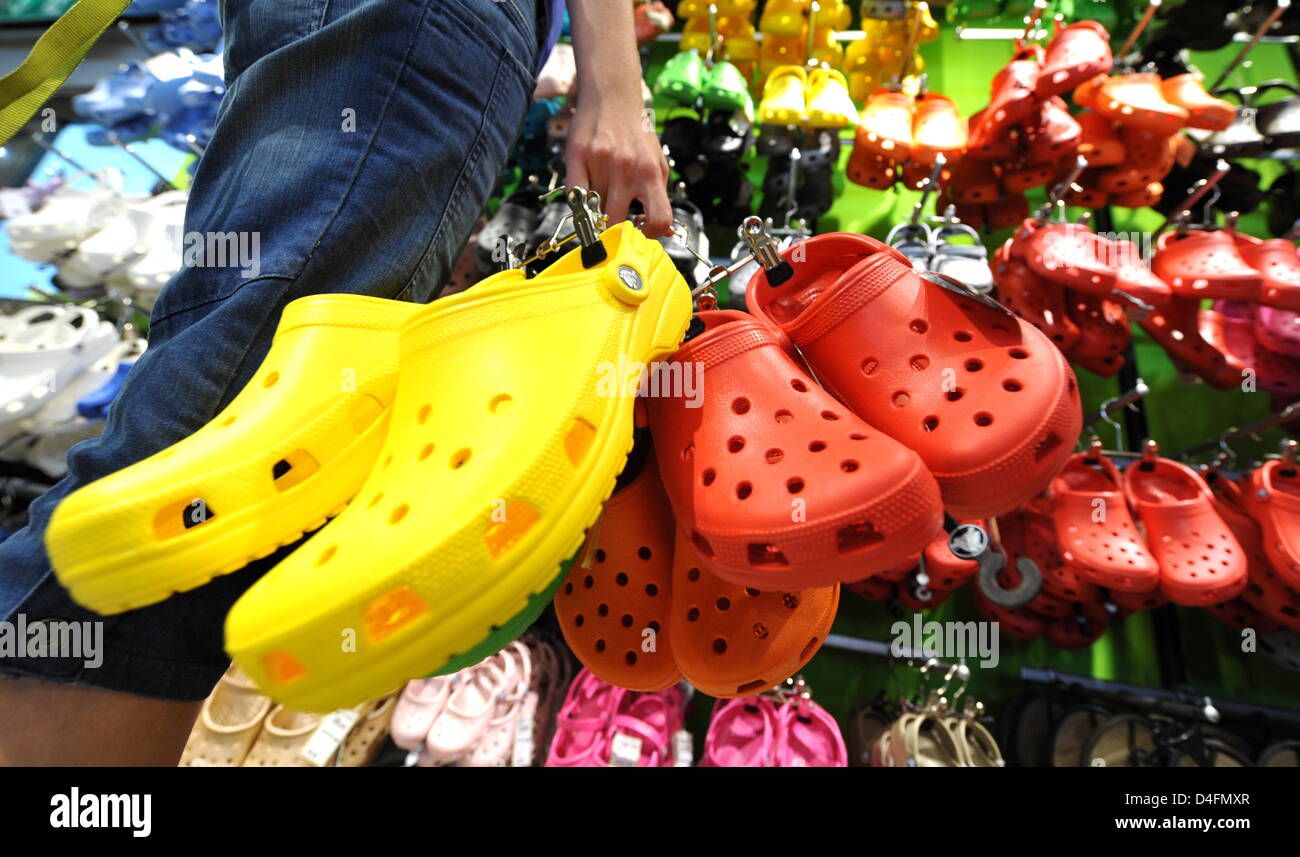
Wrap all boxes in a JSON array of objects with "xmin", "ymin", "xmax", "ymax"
[
  {"xmin": 1153, "ymin": 230, "xmax": 1262, "ymax": 302},
  {"xmin": 224, "ymin": 223, "xmax": 693, "ymax": 711},
  {"xmin": 856, "ymin": 89, "xmax": 915, "ymax": 160},
  {"xmin": 1035, "ymin": 21, "xmax": 1112, "ymax": 100},
  {"xmin": 1160, "ymin": 74, "xmax": 1235, "ymax": 132},
  {"xmin": 48, "ymin": 295, "xmax": 419, "ymax": 614},
  {"xmin": 746, "ymin": 232, "xmax": 1082, "ymax": 519},
  {"xmin": 1233, "ymin": 232, "xmax": 1300, "ymax": 312},
  {"xmin": 1016, "ymin": 221, "xmax": 1117, "ymax": 296},
  {"xmin": 1094, "ymin": 73, "xmax": 1189, "ymax": 136},
  {"xmin": 993, "ymin": 240, "xmax": 1082, "ymax": 351},
  {"xmin": 554, "ymin": 451, "xmax": 682, "ymax": 692},
  {"xmin": 669, "ymin": 529, "xmax": 837, "ymax": 698},
  {"xmin": 1122, "ymin": 454, "xmax": 1248, "ymax": 607},
  {"xmin": 977, "ymin": 49, "xmax": 1042, "ymax": 138},
  {"xmin": 648, "ymin": 309, "xmax": 942, "ymax": 589},
  {"xmin": 1050, "ymin": 451, "xmax": 1160, "ymax": 593},
  {"xmin": 1138, "ymin": 296, "xmax": 1239, "ymax": 389},
  {"xmin": 1243, "ymin": 459, "xmax": 1300, "ymax": 594},
  {"xmin": 973, "ymin": 588, "xmax": 1046, "ymax": 640},
  {"xmin": 1215, "ymin": 477, "xmax": 1300, "ymax": 631}
]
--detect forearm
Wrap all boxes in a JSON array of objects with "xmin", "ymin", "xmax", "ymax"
[{"xmin": 567, "ymin": 0, "xmax": 643, "ymax": 111}]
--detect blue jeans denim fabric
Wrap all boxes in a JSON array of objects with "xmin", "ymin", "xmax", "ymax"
[{"xmin": 0, "ymin": 0, "xmax": 540, "ymax": 701}]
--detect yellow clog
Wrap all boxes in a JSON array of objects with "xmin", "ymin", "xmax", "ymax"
[
  {"xmin": 806, "ymin": 67, "xmax": 859, "ymax": 128},
  {"xmin": 758, "ymin": 65, "xmax": 809, "ymax": 125},
  {"xmin": 224, "ymin": 223, "xmax": 692, "ymax": 712},
  {"xmin": 47, "ymin": 295, "xmax": 417, "ymax": 614},
  {"xmin": 759, "ymin": 0, "xmax": 810, "ymax": 37}
]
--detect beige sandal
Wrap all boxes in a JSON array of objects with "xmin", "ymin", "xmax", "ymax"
[
  {"xmin": 337, "ymin": 694, "xmax": 397, "ymax": 767},
  {"xmin": 889, "ymin": 711, "xmax": 964, "ymax": 767},
  {"xmin": 180, "ymin": 664, "xmax": 273, "ymax": 767}
]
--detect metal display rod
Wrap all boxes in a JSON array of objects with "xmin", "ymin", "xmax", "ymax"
[{"xmin": 1020, "ymin": 667, "xmax": 1300, "ymax": 729}]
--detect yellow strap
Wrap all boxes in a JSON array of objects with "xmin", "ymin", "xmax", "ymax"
[{"xmin": 0, "ymin": 0, "xmax": 132, "ymax": 145}]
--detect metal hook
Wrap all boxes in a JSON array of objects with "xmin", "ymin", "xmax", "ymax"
[
  {"xmin": 1037, "ymin": 155, "xmax": 1088, "ymax": 223},
  {"xmin": 911, "ymin": 152, "xmax": 947, "ymax": 226},
  {"xmin": 1116, "ymin": 0, "xmax": 1162, "ymax": 60},
  {"xmin": 1157, "ymin": 161, "xmax": 1231, "ymax": 236},
  {"xmin": 740, "ymin": 216, "xmax": 796, "ymax": 286},
  {"xmin": 1212, "ymin": 0, "xmax": 1293, "ymax": 91},
  {"xmin": 896, "ymin": 1, "xmax": 930, "ymax": 83}
]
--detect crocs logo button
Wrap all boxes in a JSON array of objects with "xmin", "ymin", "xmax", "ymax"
[
  {"xmin": 617, "ymin": 266, "xmax": 643, "ymax": 291},
  {"xmin": 949, "ymin": 523, "xmax": 989, "ymax": 560}
]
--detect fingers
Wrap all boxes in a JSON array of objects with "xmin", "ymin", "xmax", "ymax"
[{"xmin": 639, "ymin": 158, "xmax": 674, "ymax": 238}]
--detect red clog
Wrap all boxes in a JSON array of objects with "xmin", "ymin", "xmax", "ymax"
[
  {"xmin": 966, "ymin": 108, "xmax": 1022, "ymax": 161},
  {"xmin": 1138, "ymin": 296, "xmax": 1241, "ymax": 389},
  {"xmin": 1111, "ymin": 181, "xmax": 1164, "ymax": 209},
  {"xmin": 993, "ymin": 238, "xmax": 1082, "ymax": 351},
  {"xmin": 1160, "ymin": 73, "xmax": 1235, "ymax": 132},
  {"xmin": 1110, "ymin": 587, "xmax": 1168, "ymax": 611},
  {"xmin": 1095, "ymin": 73, "xmax": 1189, "ymax": 136},
  {"xmin": 668, "ymin": 529, "xmax": 839, "ymax": 698},
  {"xmin": 1208, "ymin": 472, "xmax": 1300, "ymax": 631},
  {"xmin": 1232, "ymin": 232, "xmax": 1300, "ymax": 312},
  {"xmin": 1050, "ymin": 449, "xmax": 1160, "ymax": 592},
  {"xmin": 1036, "ymin": 21, "xmax": 1112, "ymax": 100},
  {"xmin": 1026, "ymin": 97, "xmax": 1083, "ymax": 165},
  {"xmin": 1199, "ymin": 301, "xmax": 1300, "ymax": 397},
  {"xmin": 920, "ymin": 524, "xmax": 981, "ymax": 590},
  {"xmin": 978, "ymin": 48, "xmax": 1043, "ymax": 138},
  {"xmin": 949, "ymin": 157, "xmax": 1001, "ymax": 205},
  {"xmin": 1043, "ymin": 608, "xmax": 1109, "ymax": 649},
  {"xmin": 1021, "ymin": 221, "xmax": 1118, "ymax": 294},
  {"xmin": 1065, "ymin": 291, "xmax": 1130, "ymax": 378},
  {"xmin": 846, "ymin": 575, "xmax": 893, "ymax": 602},
  {"xmin": 1076, "ymin": 111, "xmax": 1126, "ymax": 166},
  {"xmin": 747, "ymin": 233, "xmax": 1083, "ymax": 519},
  {"xmin": 974, "ymin": 588, "xmax": 1047, "ymax": 640},
  {"xmin": 1152, "ymin": 230, "xmax": 1262, "ymax": 302},
  {"xmin": 555, "ymin": 450, "xmax": 682, "ymax": 692},
  {"xmin": 986, "ymin": 192, "xmax": 1031, "ymax": 230},
  {"xmin": 1123, "ymin": 450, "xmax": 1248, "ymax": 606},
  {"xmin": 1243, "ymin": 458, "xmax": 1300, "ymax": 593},
  {"xmin": 648, "ymin": 309, "xmax": 943, "ymax": 590}
]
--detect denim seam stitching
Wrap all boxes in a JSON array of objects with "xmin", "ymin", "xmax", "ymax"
[{"xmin": 397, "ymin": 49, "xmax": 512, "ymax": 302}]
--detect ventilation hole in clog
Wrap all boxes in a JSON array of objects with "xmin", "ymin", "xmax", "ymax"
[
  {"xmin": 910, "ymin": 319, "xmax": 928, "ymax": 334},
  {"xmin": 597, "ymin": 603, "xmax": 609, "ymax": 617},
  {"xmin": 910, "ymin": 354, "xmax": 930, "ymax": 371},
  {"xmin": 637, "ymin": 546, "xmax": 652, "ymax": 560},
  {"xmin": 682, "ymin": 443, "xmax": 694, "ymax": 460},
  {"xmin": 737, "ymin": 482, "xmax": 753, "ymax": 500},
  {"xmin": 732, "ymin": 397, "xmax": 752, "ymax": 414},
  {"xmin": 382, "ymin": 454, "xmax": 393, "ymax": 470},
  {"xmin": 850, "ymin": 432, "xmax": 867, "ymax": 440},
  {"xmin": 837, "ymin": 522, "xmax": 884, "ymax": 553},
  {"xmin": 737, "ymin": 679, "xmax": 767, "ymax": 693},
  {"xmin": 765, "ymin": 448, "xmax": 784, "ymax": 464},
  {"xmin": 745, "ymin": 587, "xmax": 760, "ymax": 597},
  {"xmin": 821, "ymin": 410, "xmax": 839, "ymax": 421},
  {"xmin": 892, "ymin": 391, "xmax": 911, "ymax": 408},
  {"xmin": 1024, "ymin": 433, "xmax": 1071, "ymax": 473},
  {"xmin": 965, "ymin": 358, "xmax": 984, "ymax": 372},
  {"xmin": 317, "ymin": 545, "xmax": 337, "ymax": 566},
  {"xmin": 1009, "ymin": 348, "xmax": 1029, "ymax": 359},
  {"xmin": 955, "ymin": 330, "xmax": 973, "ymax": 342},
  {"xmin": 946, "ymin": 389, "xmax": 964, "ymax": 402},
  {"xmin": 450, "ymin": 448, "xmax": 472, "ymax": 469},
  {"xmin": 625, "ymin": 651, "xmax": 638, "ymax": 665},
  {"xmin": 614, "ymin": 572, "xmax": 626, "ymax": 585},
  {"xmin": 686, "ymin": 608, "xmax": 700, "ymax": 622},
  {"xmin": 484, "ymin": 500, "xmax": 540, "ymax": 558},
  {"xmin": 389, "ymin": 504, "xmax": 409, "ymax": 524},
  {"xmin": 594, "ymin": 639, "xmax": 606, "ymax": 652},
  {"xmin": 489, "ymin": 394, "xmax": 512, "ymax": 413},
  {"xmin": 687, "ymin": 566, "xmax": 701, "ymax": 582},
  {"xmin": 716, "ymin": 597, "xmax": 731, "ymax": 612},
  {"xmin": 728, "ymin": 436, "xmax": 746, "ymax": 453},
  {"xmin": 712, "ymin": 638, "xmax": 728, "ymax": 655},
  {"xmin": 1003, "ymin": 379, "xmax": 1023, "ymax": 392},
  {"xmin": 974, "ymin": 412, "xmax": 994, "ymax": 427},
  {"xmin": 861, "ymin": 358, "xmax": 880, "ymax": 376},
  {"xmin": 417, "ymin": 404, "xmax": 431, "ymax": 425},
  {"xmin": 842, "ymin": 459, "xmax": 860, "ymax": 472},
  {"xmin": 264, "ymin": 650, "xmax": 307, "ymax": 685},
  {"xmin": 691, "ymin": 531, "xmax": 714, "ymax": 557},
  {"xmin": 575, "ymin": 614, "xmax": 584, "ymax": 626},
  {"xmin": 923, "ymin": 416, "xmax": 940, "ymax": 432},
  {"xmin": 154, "ymin": 497, "xmax": 216, "ymax": 540},
  {"xmin": 219, "ymin": 416, "xmax": 237, "ymax": 428},
  {"xmin": 583, "ymin": 575, "xmax": 595, "ymax": 588},
  {"xmin": 809, "ymin": 440, "xmax": 827, "ymax": 452},
  {"xmin": 787, "ymin": 477, "xmax": 805, "ymax": 494},
  {"xmin": 748, "ymin": 543, "xmax": 789, "ymax": 567},
  {"xmin": 775, "ymin": 409, "xmax": 794, "ymax": 425},
  {"xmin": 418, "ymin": 443, "xmax": 434, "ymax": 462},
  {"xmin": 702, "ymin": 468, "xmax": 716, "ymax": 486},
  {"xmin": 564, "ymin": 582, "xmax": 574, "ymax": 595},
  {"xmin": 271, "ymin": 449, "xmax": 319, "ymax": 492},
  {"xmin": 564, "ymin": 418, "xmax": 596, "ymax": 465},
  {"xmin": 799, "ymin": 637, "xmax": 821, "ymax": 660},
  {"xmin": 790, "ymin": 379, "xmax": 808, "ymax": 393},
  {"xmin": 646, "ymin": 583, "xmax": 659, "ymax": 597},
  {"xmin": 363, "ymin": 586, "xmax": 427, "ymax": 642}
]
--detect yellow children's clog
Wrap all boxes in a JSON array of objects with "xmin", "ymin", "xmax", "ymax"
[
  {"xmin": 759, "ymin": 0, "xmax": 810, "ymax": 37},
  {"xmin": 759, "ymin": 65, "xmax": 810, "ymax": 125},
  {"xmin": 224, "ymin": 223, "xmax": 693, "ymax": 712},
  {"xmin": 806, "ymin": 67, "xmax": 859, "ymax": 128},
  {"xmin": 47, "ymin": 294, "xmax": 418, "ymax": 614}
]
